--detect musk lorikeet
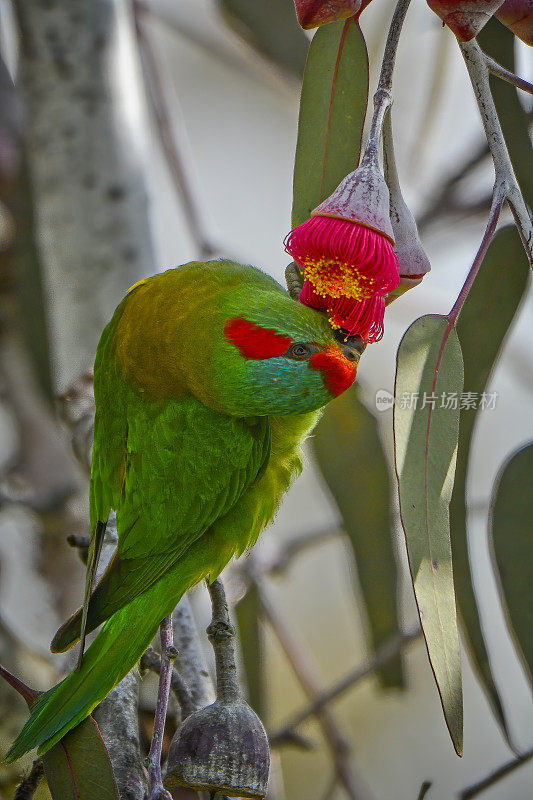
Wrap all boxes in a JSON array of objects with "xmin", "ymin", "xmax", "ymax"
[{"xmin": 7, "ymin": 259, "xmax": 363, "ymax": 761}]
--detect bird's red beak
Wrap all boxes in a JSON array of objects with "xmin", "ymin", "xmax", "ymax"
[{"xmin": 308, "ymin": 346, "xmax": 358, "ymax": 397}]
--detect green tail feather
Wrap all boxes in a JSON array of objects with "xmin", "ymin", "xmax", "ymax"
[{"xmin": 6, "ymin": 555, "xmax": 200, "ymax": 762}]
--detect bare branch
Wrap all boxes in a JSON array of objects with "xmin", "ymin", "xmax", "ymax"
[
  {"xmin": 362, "ymin": 0, "xmax": 413, "ymax": 167},
  {"xmin": 270, "ymin": 627, "xmax": 421, "ymax": 746},
  {"xmin": 93, "ymin": 672, "xmax": 147, "ymax": 800},
  {"xmin": 459, "ymin": 39, "xmax": 533, "ymax": 266},
  {"xmin": 459, "ymin": 747, "xmax": 533, "ymax": 799},
  {"xmin": 483, "ymin": 52, "xmax": 533, "ymax": 96},
  {"xmin": 417, "ymin": 781, "xmax": 432, "ymax": 800},
  {"xmin": 140, "ymin": 647, "xmax": 196, "ymax": 720},
  {"xmin": 13, "ymin": 758, "xmax": 44, "ymax": 800},
  {"xmin": 246, "ymin": 526, "xmax": 342, "ymax": 577},
  {"xmin": 147, "ymin": 616, "xmax": 174, "ymax": 800},
  {"xmin": 133, "ymin": 1, "xmax": 219, "ymax": 260}
]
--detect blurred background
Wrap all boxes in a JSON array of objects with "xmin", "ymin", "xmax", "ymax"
[{"xmin": 0, "ymin": 1, "xmax": 531, "ymax": 798}]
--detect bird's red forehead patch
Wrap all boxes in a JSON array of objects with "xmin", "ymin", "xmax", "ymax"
[
  {"xmin": 224, "ymin": 317, "xmax": 294, "ymax": 360},
  {"xmin": 309, "ymin": 347, "xmax": 357, "ymax": 397}
]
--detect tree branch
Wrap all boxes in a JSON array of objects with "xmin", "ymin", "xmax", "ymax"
[
  {"xmin": 147, "ymin": 616, "xmax": 174, "ymax": 800},
  {"xmin": 483, "ymin": 52, "xmax": 533, "ymax": 96},
  {"xmin": 459, "ymin": 39, "xmax": 533, "ymax": 266},
  {"xmin": 270, "ymin": 626, "xmax": 421, "ymax": 746},
  {"xmin": 362, "ymin": 0, "xmax": 413, "ymax": 167},
  {"xmin": 13, "ymin": 758, "xmax": 44, "ymax": 800},
  {"xmin": 93, "ymin": 673, "xmax": 147, "ymax": 800},
  {"xmin": 459, "ymin": 747, "xmax": 533, "ymax": 799},
  {"xmin": 133, "ymin": 1, "xmax": 219, "ymax": 260},
  {"xmin": 140, "ymin": 647, "xmax": 196, "ymax": 720}
]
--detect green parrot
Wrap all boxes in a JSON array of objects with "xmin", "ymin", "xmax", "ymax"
[{"xmin": 7, "ymin": 259, "xmax": 363, "ymax": 761}]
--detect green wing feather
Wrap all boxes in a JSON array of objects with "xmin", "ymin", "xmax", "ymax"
[
  {"xmin": 7, "ymin": 393, "xmax": 271, "ymax": 759},
  {"xmin": 52, "ymin": 394, "xmax": 270, "ymax": 653}
]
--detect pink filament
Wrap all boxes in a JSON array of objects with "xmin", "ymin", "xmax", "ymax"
[
  {"xmin": 285, "ymin": 216, "xmax": 400, "ymax": 299},
  {"xmin": 299, "ymin": 280, "xmax": 385, "ymax": 342}
]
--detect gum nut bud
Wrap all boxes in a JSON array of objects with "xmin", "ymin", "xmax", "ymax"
[
  {"xmin": 313, "ymin": 164, "xmax": 395, "ymax": 242},
  {"xmin": 389, "ymin": 197, "xmax": 431, "ymax": 279},
  {"xmin": 164, "ymin": 699, "xmax": 270, "ymax": 799},
  {"xmin": 496, "ymin": 0, "xmax": 533, "ymax": 45},
  {"xmin": 427, "ymin": 1, "xmax": 506, "ymax": 40},
  {"xmin": 294, "ymin": 0, "xmax": 362, "ymax": 29}
]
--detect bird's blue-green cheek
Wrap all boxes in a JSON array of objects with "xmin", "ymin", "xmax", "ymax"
[{"xmin": 209, "ymin": 355, "xmax": 333, "ymax": 416}]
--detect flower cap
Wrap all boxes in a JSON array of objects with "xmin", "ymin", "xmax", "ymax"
[
  {"xmin": 427, "ymin": 0, "xmax": 506, "ymax": 41},
  {"xmin": 496, "ymin": 0, "xmax": 533, "ymax": 45},
  {"xmin": 312, "ymin": 164, "xmax": 395, "ymax": 243},
  {"xmin": 294, "ymin": 0, "xmax": 362, "ymax": 29}
]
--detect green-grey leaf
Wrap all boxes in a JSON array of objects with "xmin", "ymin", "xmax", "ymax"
[
  {"xmin": 43, "ymin": 716, "xmax": 119, "ymax": 800},
  {"xmin": 218, "ymin": 0, "xmax": 309, "ymax": 79},
  {"xmin": 394, "ymin": 314, "xmax": 464, "ymax": 755},
  {"xmin": 490, "ymin": 443, "xmax": 533, "ymax": 683},
  {"xmin": 236, "ymin": 583, "xmax": 264, "ymax": 716},
  {"xmin": 312, "ymin": 385, "xmax": 404, "ymax": 688},
  {"xmin": 291, "ymin": 19, "xmax": 368, "ymax": 229},
  {"xmin": 450, "ymin": 225, "xmax": 529, "ymax": 741}
]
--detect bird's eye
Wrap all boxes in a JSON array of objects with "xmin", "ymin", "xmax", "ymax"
[{"xmin": 287, "ymin": 343, "xmax": 311, "ymax": 360}]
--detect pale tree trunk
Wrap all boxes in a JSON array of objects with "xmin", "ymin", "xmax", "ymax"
[
  {"xmin": 13, "ymin": 0, "xmax": 154, "ymax": 389},
  {"xmin": 6, "ymin": 2, "xmax": 156, "ymax": 797}
]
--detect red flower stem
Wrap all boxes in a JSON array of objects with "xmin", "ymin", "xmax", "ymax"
[
  {"xmin": 362, "ymin": 0, "xmax": 412, "ymax": 167},
  {"xmin": 447, "ymin": 188, "xmax": 505, "ymax": 328},
  {"xmin": 147, "ymin": 615, "xmax": 175, "ymax": 800}
]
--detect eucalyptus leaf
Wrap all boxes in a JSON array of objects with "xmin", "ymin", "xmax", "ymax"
[
  {"xmin": 450, "ymin": 225, "xmax": 529, "ymax": 741},
  {"xmin": 291, "ymin": 19, "xmax": 368, "ymax": 228},
  {"xmin": 312, "ymin": 385, "xmax": 404, "ymax": 688},
  {"xmin": 0, "ymin": 666, "xmax": 118, "ymax": 800},
  {"xmin": 42, "ymin": 716, "xmax": 119, "ymax": 800},
  {"xmin": 490, "ymin": 443, "xmax": 533, "ymax": 683},
  {"xmin": 394, "ymin": 314, "xmax": 464, "ymax": 755}
]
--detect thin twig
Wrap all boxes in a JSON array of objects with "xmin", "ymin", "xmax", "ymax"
[
  {"xmin": 140, "ymin": 646, "xmax": 196, "ymax": 719},
  {"xmin": 484, "ymin": 52, "xmax": 533, "ymax": 96},
  {"xmin": 362, "ymin": 0, "xmax": 413, "ymax": 167},
  {"xmin": 13, "ymin": 758, "xmax": 44, "ymax": 800},
  {"xmin": 270, "ymin": 626, "xmax": 421, "ymax": 745},
  {"xmin": 257, "ymin": 582, "xmax": 373, "ymax": 800},
  {"xmin": 417, "ymin": 781, "xmax": 432, "ymax": 800},
  {"xmin": 459, "ymin": 40, "xmax": 533, "ymax": 266},
  {"xmin": 417, "ymin": 140, "xmax": 490, "ymax": 231},
  {"xmin": 459, "ymin": 747, "xmax": 533, "ymax": 799},
  {"xmin": 147, "ymin": 615, "xmax": 175, "ymax": 800},
  {"xmin": 246, "ymin": 526, "xmax": 342, "ymax": 577},
  {"xmin": 133, "ymin": 1, "xmax": 219, "ymax": 259}
]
